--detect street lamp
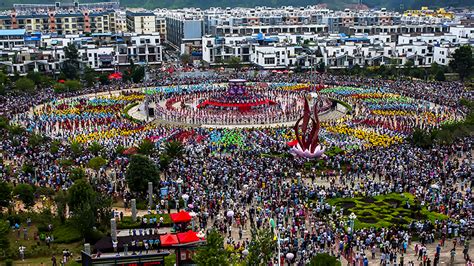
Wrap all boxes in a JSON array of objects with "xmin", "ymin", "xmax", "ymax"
[
  {"xmin": 286, "ymin": 252, "xmax": 294, "ymax": 266},
  {"xmin": 181, "ymin": 194, "xmax": 189, "ymax": 210},
  {"xmin": 349, "ymin": 212, "xmax": 357, "ymax": 234}
]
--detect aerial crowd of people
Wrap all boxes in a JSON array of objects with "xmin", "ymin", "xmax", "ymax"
[{"xmin": 0, "ymin": 68, "xmax": 472, "ymax": 265}]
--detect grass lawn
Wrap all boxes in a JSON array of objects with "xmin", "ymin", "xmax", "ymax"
[
  {"xmin": 4, "ymin": 222, "xmax": 83, "ymax": 264},
  {"xmin": 12, "ymin": 257, "xmax": 81, "ymax": 266},
  {"xmin": 327, "ymin": 192, "xmax": 448, "ymax": 230}
]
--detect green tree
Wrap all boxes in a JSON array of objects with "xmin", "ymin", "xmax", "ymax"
[
  {"xmin": 15, "ymin": 77, "xmax": 35, "ymax": 93},
  {"xmin": 98, "ymin": 73, "xmax": 110, "ymax": 85},
  {"xmin": 62, "ymin": 43, "xmax": 80, "ymax": 80},
  {"xmin": 0, "ymin": 116, "xmax": 9, "ymax": 130},
  {"xmin": 180, "ymin": 53, "xmax": 192, "ymax": 65},
  {"xmin": 449, "ymin": 45, "xmax": 473, "ymax": 81},
  {"xmin": 64, "ymin": 80, "xmax": 82, "ymax": 92},
  {"xmin": 72, "ymin": 201, "xmax": 95, "ymax": 238},
  {"xmin": 163, "ymin": 140, "xmax": 184, "ymax": 160},
  {"xmin": 28, "ymin": 133, "xmax": 44, "ymax": 149},
  {"xmin": 410, "ymin": 128, "xmax": 433, "ymax": 148},
  {"xmin": 88, "ymin": 141, "xmax": 103, "ymax": 156},
  {"xmin": 13, "ymin": 184, "xmax": 35, "ymax": 208},
  {"xmin": 115, "ymin": 144, "xmax": 126, "ymax": 155},
  {"xmin": 0, "ymin": 181, "xmax": 12, "ymax": 208},
  {"xmin": 88, "ymin": 156, "xmax": 107, "ymax": 173},
  {"xmin": 68, "ymin": 178, "xmax": 95, "ymax": 213},
  {"xmin": 53, "ymin": 82, "xmax": 66, "ymax": 93},
  {"xmin": 0, "ymin": 220, "xmax": 10, "ymax": 252},
  {"xmin": 83, "ymin": 66, "xmax": 97, "ymax": 87},
  {"xmin": 54, "ymin": 190, "xmax": 68, "ymax": 224},
  {"xmin": 247, "ymin": 228, "xmax": 276, "ymax": 265},
  {"xmin": 193, "ymin": 229, "xmax": 229, "ymax": 266},
  {"xmin": 309, "ymin": 253, "xmax": 341, "ymax": 266},
  {"xmin": 70, "ymin": 167, "xmax": 87, "ymax": 181},
  {"xmin": 8, "ymin": 125, "xmax": 24, "ymax": 135},
  {"xmin": 131, "ymin": 66, "xmax": 145, "ymax": 83},
  {"xmin": 125, "ymin": 154, "xmax": 160, "ymax": 195},
  {"xmin": 137, "ymin": 138, "xmax": 155, "ymax": 155},
  {"xmin": 39, "ymin": 75, "xmax": 53, "ymax": 88},
  {"xmin": 0, "ymin": 70, "xmax": 10, "ymax": 87},
  {"xmin": 226, "ymin": 56, "xmax": 242, "ymax": 70},
  {"xmin": 50, "ymin": 140, "xmax": 61, "ymax": 154},
  {"xmin": 70, "ymin": 141, "xmax": 83, "ymax": 158},
  {"xmin": 316, "ymin": 61, "xmax": 326, "ymax": 73},
  {"xmin": 435, "ymin": 70, "xmax": 446, "ymax": 81},
  {"xmin": 26, "ymin": 71, "xmax": 43, "ymax": 86}
]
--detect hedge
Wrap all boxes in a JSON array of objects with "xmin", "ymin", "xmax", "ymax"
[
  {"xmin": 122, "ymin": 102, "xmax": 142, "ymax": 123},
  {"xmin": 117, "ymin": 214, "xmax": 173, "ymax": 229}
]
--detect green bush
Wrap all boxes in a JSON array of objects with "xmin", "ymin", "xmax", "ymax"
[
  {"xmin": 117, "ymin": 214, "xmax": 173, "ymax": 229},
  {"xmin": 309, "ymin": 253, "xmax": 341, "ymax": 266},
  {"xmin": 35, "ymin": 186, "xmax": 55, "ymax": 197}
]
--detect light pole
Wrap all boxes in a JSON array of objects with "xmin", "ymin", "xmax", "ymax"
[
  {"xmin": 269, "ymin": 218, "xmax": 281, "ymax": 266},
  {"xmin": 285, "ymin": 252, "xmax": 294, "ymax": 266}
]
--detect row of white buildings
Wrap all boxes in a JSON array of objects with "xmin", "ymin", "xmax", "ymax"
[
  {"xmin": 201, "ymin": 25, "xmax": 474, "ymax": 69},
  {"xmin": 0, "ymin": 29, "xmax": 162, "ymax": 74}
]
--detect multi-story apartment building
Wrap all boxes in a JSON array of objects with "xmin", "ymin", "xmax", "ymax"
[
  {"xmin": 0, "ymin": 30, "xmax": 162, "ymax": 75},
  {"xmin": 165, "ymin": 10, "xmax": 204, "ymax": 54},
  {"xmin": 202, "ymin": 27, "xmax": 473, "ymax": 69},
  {"xmin": 126, "ymin": 11, "xmax": 156, "ymax": 34},
  {"xmin": 0, "ymin": 10, "xmax": 117, "ymax": 35}
]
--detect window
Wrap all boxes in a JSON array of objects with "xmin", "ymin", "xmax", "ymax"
[{"xmin": 264, "ymin": 58, "xmax": 275, "ymax": 64}]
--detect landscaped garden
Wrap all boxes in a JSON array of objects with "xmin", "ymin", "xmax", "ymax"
[{"xmin": 327, "ymin": 193, "xmax": 448, "ymax": 230}]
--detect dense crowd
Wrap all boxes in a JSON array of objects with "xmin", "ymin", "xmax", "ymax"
[{"xmin": 0, "ymin": 69, "xmax": 472, "ymax": 265}]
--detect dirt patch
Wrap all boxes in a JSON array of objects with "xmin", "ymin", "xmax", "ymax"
[
  {"xmin": 360, "ymin": 197, "xmax": 375, "ymax": 203},
  {"xmin": 384, "ymin": 199, "xmax": 401, "ymax": 208},
  {"xmin": 410, "ymin": 211, "xmax": 427, "ymax": 220},
  {"xmin": 341, "ymin": 201, "xmax": 356, "ymax": 209},
  {"xmin": 358, "ymin": 217, "xmax": 378, "ymax": 224},
  {"xmin": 390, "ymin": 217, "xmax": 408, "ymax": 225}
]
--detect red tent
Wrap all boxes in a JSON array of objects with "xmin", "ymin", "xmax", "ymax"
[
  {"xmin": 177, "ymin": 230, "xmax": 200, "ymax": 244},
  {"xmin": 160, "ymin": 233, "xmax": 179, "ymax": 246},
  {"xmin": 170, "ymin": 211, "xmax": 192, "ymax": 223},
  {"xmin": 108, "ymin": 72, "xmax": 123, "ymax": 80},
  {"xmin": 122, "ymin": 147, "xmax": 138, "ymax": 155}
]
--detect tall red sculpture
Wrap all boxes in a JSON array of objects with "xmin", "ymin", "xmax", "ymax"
[{"xmin": 290, "ymin": 97, "xmax": 325, "ymax": 158}]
